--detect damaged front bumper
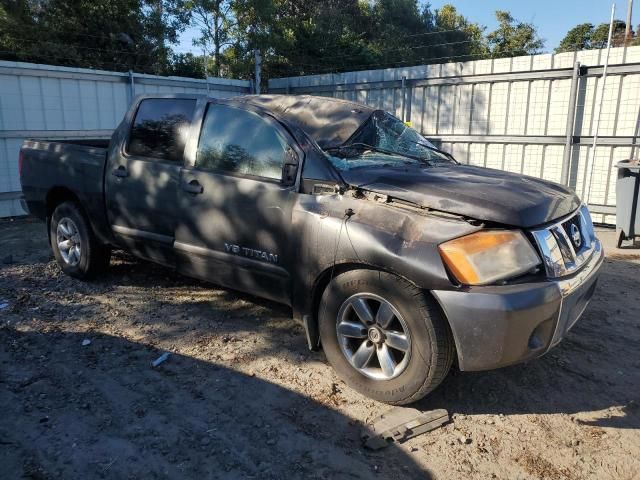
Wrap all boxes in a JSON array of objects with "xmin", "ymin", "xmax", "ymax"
[{"xmin": 432, "ymin": 238, "xmax": 604, "ymax": 371}]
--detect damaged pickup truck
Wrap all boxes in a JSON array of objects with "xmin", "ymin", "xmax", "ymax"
[{"xmin": 20, "ymin": 94, "xmax": 603, "ymax": 404}]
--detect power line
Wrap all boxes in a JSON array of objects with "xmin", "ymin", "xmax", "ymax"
[
  {"xmin": 0, "ymin": 48, "xmax": 149, "ymax": 72},
  {"xmin": 275, "ymin": 48, "xmax": 542, "ymax": 76},
  {"xmin": 273, "ymin": 39, "xmax": 476, "ymax": 64},
  {"xmin": 2, "ymin": 33, "xmax": 487, "ymax": 77},
  {"xmin": 404, "ymin": 28, "xmax": 480, "ymax": 38},
  {"xmin": 266, "ymin": 28, "xmax": 481, "ymax": 57},
  {"xmin": 5, "ymin": 36, "xmax": 157, "ymax": 60},
  {"xmin": 2, "ymin": 29, "xmax": 553, "ymax": 80}
]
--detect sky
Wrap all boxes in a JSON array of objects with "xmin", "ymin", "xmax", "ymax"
[
  {"xmin": 427, "ymin": 0, "xmax": 634, "ymax": 51},
  {"xmin": 177, "ymin": 0, "xmax": 636, "ymax": 55}
]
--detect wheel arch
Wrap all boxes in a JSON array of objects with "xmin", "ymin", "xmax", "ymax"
[
  {"xmin": 305, "ymin": 262, "xmax": 456, "ymax": 357},
  {"xmin": 46, "ymin": 186, "xmax": 83, "ymax": 219},
  {"xmin": 45, "ymin": 187, "xmax": 110, "ymax": 246},
  {"xmin": 45, "ymin": 187, "xmax": 83, "ymax": 244}
]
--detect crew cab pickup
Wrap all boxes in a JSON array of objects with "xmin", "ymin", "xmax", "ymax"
[{"xmin": 20, "ymin": 94, "xmax": 603, "ymax": 404}]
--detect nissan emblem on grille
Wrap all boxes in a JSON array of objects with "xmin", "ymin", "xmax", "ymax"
[
  {"xmin": 531, "ymin": 206, "xmax": 597, "ymax": 278},
  {"xmin": 570, "ymin": 223, "xmax": 582, "ymax": 249}
]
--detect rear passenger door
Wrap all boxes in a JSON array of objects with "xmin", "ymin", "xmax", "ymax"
[
  {"xmin": 105, "ymin": 97, "xmax": 196, "ymax": 267},
  {"xmin": 175, "ymin": 101, "xmax": 300, "ymax": 304}
]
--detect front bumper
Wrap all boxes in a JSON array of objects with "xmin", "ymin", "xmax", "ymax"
[{"xmin": 432, "ymin": 239, "xmax": 604, "ymax": 371}]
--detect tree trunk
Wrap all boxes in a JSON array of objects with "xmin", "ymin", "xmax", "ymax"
[{"xmin": 213, "ymin": 7, "xmax": 221, "ymax": 78}]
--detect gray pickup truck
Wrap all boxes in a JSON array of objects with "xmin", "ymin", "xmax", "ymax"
[{"xmin": 20, "ymin": 94, "xmax": 603, "ymax": 404}]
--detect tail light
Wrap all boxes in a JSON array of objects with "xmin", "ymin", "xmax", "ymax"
[{"xmin": 19, "ymin": 150, "xmax": 24, "ymax": 177}]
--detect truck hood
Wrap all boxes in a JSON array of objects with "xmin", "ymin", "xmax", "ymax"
[{"xmin": 340, "ymin": 164, "xmax": 581, "ymax": 228}]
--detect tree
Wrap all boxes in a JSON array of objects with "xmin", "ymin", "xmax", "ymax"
[
  {"xmin": 432, "ymin": 4, "xmax": 488, "ymax": 61},
  {"xmin": 0, "ymin": 0, "xmax": 190, "ymax": 74},
  {"xmin": 1, "ymin": 0, "xmax": 547, "ymax": 82},
  {"xmin": 185, "ymin": 0, "xmax": 235, "ymax": 77},
  {"xmin": 226, "ymin": 0, "xmax": 490, "ymax": 79},
  {"xmin": 167, "ymin": 52, "xmax": 207, "ymax": 77},
  {"xmin": 556, "ymin": 20, "xmax": 636, "ymax": 53},
  {"xmin": 485, "ymin": 10, "xmax": 544, "ymax": 58},
  {"xmin": 229, "ymin": 0, "xmax": 378, "ymax": 78},
  {"xmin": 555, "ymin": 23, "xmax": 595, "ymax": 53},
  {"xmin": 591, "ymin": 20, "xmax": 628, "ymax": 48}
]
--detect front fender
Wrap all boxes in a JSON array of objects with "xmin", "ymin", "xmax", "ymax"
[{"xmin": 289, "ymin": 192, "xmax": 481, "ymax": 323}]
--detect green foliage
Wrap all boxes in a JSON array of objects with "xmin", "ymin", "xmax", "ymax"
[
  {"xmin": 432, "ymin": 4, "xmax": 488, "ymax": 60},
  {"xmin": 167, "ymin": 52, "xmax": 206, "ymax": 77},
  {"xmin": 0, "ymin": 0, "xmax": 188, "ymax": 73},
  {"xmin": 555, "ymin": 23, "xmax": 595, "ymax": 53},
  {"xmin": 1, "ymin": 1, "xmax": 549, "ymax": 80},
  {"xmin": 485, "ymin": 10, "xmax": 544, "ymax": 58},
  {"xmin": 556, "ymin": 20, "xmax": 636, "ymax": 53},
  {"xmin": 224, "ymin": 0, "xmax": 493, "ymax": 79},
  {"xmin": 591, "ymin": 20, "xmax": 628, "ymax": 48},
  {"xmin": 185, "ymin": 0, "xmax": 235, "ymax": 76}
]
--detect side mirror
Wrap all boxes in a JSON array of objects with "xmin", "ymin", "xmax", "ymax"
[{"xmin": 282, "ymin": 148, "xmax": 299, "ymax": 185}]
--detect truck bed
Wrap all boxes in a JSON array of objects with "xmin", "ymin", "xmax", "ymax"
[
  {"xmin": 20, "ymin": 139, "xmax": 111, "ymax": 236},
  {"xmin": 47, "ymin": 138, "xmax": 111, "ymax": 148}
]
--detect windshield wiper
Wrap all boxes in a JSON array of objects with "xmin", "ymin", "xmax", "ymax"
[
  {"xmin": 327, "ymin": 142, "xmax": 431, "ymax": 165},
  {"xmin": 406, "ymin": 140, "xmax": 457, "ymax": 163}
]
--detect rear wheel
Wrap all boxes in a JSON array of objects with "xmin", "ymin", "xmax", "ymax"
[
  {"xmin": 50, "ymin": 201, "xmax": 111, "ymax": 279},
  {"xmin": 319, "ymin": 269, "xmax": 454, "ymax": 405}
]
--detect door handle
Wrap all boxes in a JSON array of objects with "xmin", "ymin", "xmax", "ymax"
[
  {"xmin": 112, "ymin": 165, "xmax": 129, "ymax": 178},
  {"xmin": 182, "ymin": 179, "xmax": 204, "ymax": 194}
]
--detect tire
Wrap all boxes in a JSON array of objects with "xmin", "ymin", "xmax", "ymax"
[
  {"xmin": 319, "ymin": 269, "xmax": 454, "ymax": 405},
  {"xmin": 50, "ymin": 201, "xmax": 111, "ymax": 279}
]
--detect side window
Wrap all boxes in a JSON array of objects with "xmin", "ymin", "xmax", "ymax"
[
  {"xmin": 195, "ymin": 104, "xmax": 287, "ymax": 180},
  {"xmin": 127, "ymin": 98, "xmax": 196, "ymax": 162}
]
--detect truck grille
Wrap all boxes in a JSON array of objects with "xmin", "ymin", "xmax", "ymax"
[{"xmin": 530, "ymin": 205, "xmax": 598, "ymax": 278}]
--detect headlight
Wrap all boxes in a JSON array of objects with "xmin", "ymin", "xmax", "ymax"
[{"xmin": 438, "ymin": 230, "xmax": 540, "ymax": 285}]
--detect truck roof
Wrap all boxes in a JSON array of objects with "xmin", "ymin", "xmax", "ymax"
[{"xmin": 230, "ymin": 94, "xmax": 375, "ymax": 149}]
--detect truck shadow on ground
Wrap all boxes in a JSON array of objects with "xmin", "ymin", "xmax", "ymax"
[
  {"xmin": 100, "ymin": 251, "xmax": 640, "ymax": 432},
  {"xmin": 2, "ymin": 218, "xmax": 639, "ymax": 456},
  {"xmin": 0, "ymin": 327, "xmax": 430, "ymax": 480}
]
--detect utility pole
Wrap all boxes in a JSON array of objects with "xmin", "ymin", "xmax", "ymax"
[
  {"xmin": 625, "ymin": 0, "xmax": 634, "ymax": 45},
  {"xmin": 254, "ymin": 48, "xmax": 262, "ymax": 94}
]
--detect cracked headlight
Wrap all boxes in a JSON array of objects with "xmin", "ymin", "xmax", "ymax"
[{"xmin": 438, "ymin": 230, "xmax": 540, "ymax": 285}]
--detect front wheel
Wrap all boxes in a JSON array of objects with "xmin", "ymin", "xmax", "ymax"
[
  {"xmin": 319, "ymin": 269, "xmax": 454, "ymax": 405},
  {"xmin": 50, "ymin": 201, "xmax": 111, "ymax": 279}
]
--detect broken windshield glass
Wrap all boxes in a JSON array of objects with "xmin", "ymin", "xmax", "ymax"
[{"xmin": 325, "ymin": 110, "xmax": 455, "ymax": 171}]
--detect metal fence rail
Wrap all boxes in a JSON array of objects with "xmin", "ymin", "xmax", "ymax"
[
  {"xmin": 0, "ymin": 60, "xmax": 251, "ymax": 217},
  {"xmin": 269, "ymin": 46, "xmax": 640, "ymax": 224}
]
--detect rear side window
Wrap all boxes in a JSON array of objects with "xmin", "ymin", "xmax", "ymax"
[
  {"xmin": 127, "ymin": 98, "xmax": 196, "ymax": 162},
  {"xmin": 195, "ymin": 104, "xmax": 287, "ymax": 180}
]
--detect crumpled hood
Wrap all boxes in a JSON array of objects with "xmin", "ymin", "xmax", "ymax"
[{"xmin": 340, "ymin": 164, "xmax": 581, "ymax": 228}]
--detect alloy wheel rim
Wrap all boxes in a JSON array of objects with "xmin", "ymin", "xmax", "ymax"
[
  {"xmin": 56, "ymin": 218, "xmax": 82, "ymax": 266},
  {"xmin": 336, "ymin": 293, "xmax": 411, "ymax": 380}
]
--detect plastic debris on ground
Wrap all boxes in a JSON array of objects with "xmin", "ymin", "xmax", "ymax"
[
  {"xmin": 361, "ymin": 407, "xmax": 449, "ymax": 450},
  {"xmin": 151, "ymin": 352, "xmax": 171, "ymax": 368}
]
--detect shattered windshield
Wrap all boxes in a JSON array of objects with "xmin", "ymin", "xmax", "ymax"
[{"xmin": 325, "ymin": 110, "xmax": 455, "ymax": 171}]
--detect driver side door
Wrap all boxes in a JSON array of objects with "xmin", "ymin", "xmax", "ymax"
[{"xmin": 174, "ymin": 102, "xmax": 301, "ymax": 304}]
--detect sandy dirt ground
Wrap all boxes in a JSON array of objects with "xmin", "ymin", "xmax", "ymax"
[{"xmin": 1, "ymin": 217, "xmax": 639, "ymax": 480}]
